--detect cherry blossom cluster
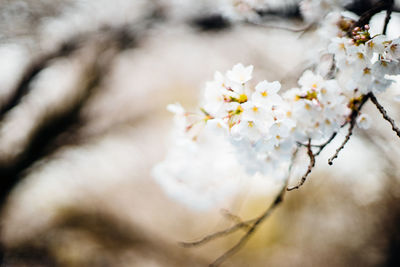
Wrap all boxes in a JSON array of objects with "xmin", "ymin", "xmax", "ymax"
[
  {"xmin": 153, "ymin": 9, "xmax": 400, "ymax": 210},
  {"xmin": 202, "ymin": 64, "xmax": 296, "ymax": 175},
  {"xmin": 327, "ymin": 18, "xmax": 400, "ymax": 95},
  {"xmin": 159, "ymin": 62, "xmax": 354, "ymax": 182}
]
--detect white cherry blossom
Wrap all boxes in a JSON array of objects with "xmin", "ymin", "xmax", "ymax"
[{"xmin": 226, "ymin": 63, "xmax": 254, "ymax": 84}]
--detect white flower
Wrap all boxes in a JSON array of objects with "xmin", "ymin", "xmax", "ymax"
[
  {"xmin": 328, "ymin": 37, "xmax": 350, "ymax": 66},
  {"xmin": 349, "ymin": 67, "xmax": 373, "ymax": 94},
  {"xmin": 298, "ymin": 70, "xmax": 324, "ymax": 91},
  {"xmin": 205, "ymin": 118, "xmax": 229, "ymax": 136},
  {"xmin": 365, "ymin": 35, "xmax": 386, "ymax": 58},
  {"xmin": 252, "ymin": 80, "xmax": 283, "ymax": 108},
  {"xmin": 167, "ymin": 103, "xmax": 185, "ymax": 115},
  {"xmin": 231, "ymin": 119, "xmax": 262, "ymax": 143},
  {"xmin": 346, "ymin": 44, "xmax": 370, "ymax": 70},
  {"xmin": 218, "ymin": 0, "xmax": 264, "ymax": 22},
  {"xmin": 356, "ymin": 113, "xmax": 371, "ymax": 129},
  {"xmin": 226, "ymin": 63, "xmax": 253, "ymax": 84},
  {"xmin": 241, "ymin": 101, "xmax": 270, "ymax": 126},
  {"xmin": 203, "ymin": 80, "xmax": 226, "ymax": 116},
  {"xmin": 372, "ymin": 59, "xmax": 400, "ymax": 77},
  {"xmin": 300, "ymin": 0, "xmax": 334, "ymax": 23},
  {"xmin": 267, "ymin": 122, "xmax": 290, "ymax": 146},
  {"xmin": 385, "ymin": 38, "xmax": 400, "ymax": 62},
  {"xmin": 153, "ymin": 128, "xmax": 246, "ymax": 210}
]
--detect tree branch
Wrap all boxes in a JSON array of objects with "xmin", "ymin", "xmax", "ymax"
[
  {"xmin": 287, "ymin": 139, "xmax": 315, "ymax": 191},
  {"xmin": 328, "ymin": 120, "xmax": 355, "ymax": 165},
  {"xmin": 209, "ymin": 183, "xmax": 287, "ymax": 267},
  {"xmin": 352, "ymin": 0, "xmax": 392, "ymax": 31},
  {"xmin": 382, "ymin": 0, "xmax": 394, "ymax": 35},
  {"xmin": 180, "ymin": 218, "xmax": 255, "ymax": 248},
  {"xmin": 370, "ymin": 93, "xmax": 400, "ymax": 138},
  {"xmin": 328, "ymin": 93, "xmax": 371, "ymax": 165},
  {"xmin": 181, "ymin": 148, "xmax": 299, "ymax": 266}
]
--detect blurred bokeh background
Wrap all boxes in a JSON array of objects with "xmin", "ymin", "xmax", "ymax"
[{"xmin": 1, "ymin": 0, "xmax": 400, "ymax": 266}]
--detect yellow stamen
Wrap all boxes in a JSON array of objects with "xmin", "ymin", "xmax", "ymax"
[
  {"xmin": 238, "ymin": 94, "xmax": 248, "ymax": 103},
  {"xmin": 236, "ymin": 105, "xmax": 244, "ymax": 114}
]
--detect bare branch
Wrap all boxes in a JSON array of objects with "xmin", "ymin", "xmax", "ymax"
[
  {"xmin": 352, "ymin": 0, "xmax": 392, "ymax": 32},
  {"xmin": 181, "ymin": 149, "xmax": 298, "ymax": 266},
  {"xmin": 328, "ymin": 93, "xmax": 371, "ymax": 165},
  {"xmin": 382, "ymin": 0, "xmax": 394, "ymax": 35},
  {"xmin": 287, "ymin": 139, "xmax": 315, "ymax": 191},
  {"xmin": 328, "ymin": 120, "xmax": 355, "ymax": 165},
  {"xmin": 370, "ymin": 93, "xmax": 400, "ymax": 138},
  {"xmin": 209, "ymin": 183, "xmax": 287, "ymax": 267},
  {"xmin": 180, "ymin": 218, "xmax": 256, "ymax": 248},
  {"xmin": 314, "ymin": 132, "xmax": 338, "ymax": 156},
  {"xmin": 220, "ymin": 209, "xmax": 251, "ymax": 227}
]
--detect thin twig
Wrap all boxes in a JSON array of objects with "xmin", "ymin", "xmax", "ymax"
[
  {"xmin": 209, "ymin": 183, "xmax": 288, "ymax": 267},
  {"xmin": 328, "ymin": 120, "xmax": 355, "ymax": 165},
  {"xmin": 296, "ymin": 131, "xmax": 338, "ymax": 152},
  {"xmin": 180, "ymin": 218, "xmax": 256, "ymax": 248},
  {"xmin": 328, "ymin": 93, "xmax": 371, "ymax": 165},
  {"xmin": 315, "ymin": 132, "xmax": 338, "ymax": 156},
  {"xmin": 287, "ymin": 139, "xmax": 315, "ymax": 191},
  {"xmin": 181, "ymin": 149, "xmax": 298, "ymax": 266},
  {"xmin": 220, "ymin": 209, "xmax": 250, "ymax": 227},
  {"xmin": 370, "ymin": 93, "xmax": 400, "ymax": 138},
  {"xmin": 208, "ymin": 149, "xmax": 299, "ymax": 266}
]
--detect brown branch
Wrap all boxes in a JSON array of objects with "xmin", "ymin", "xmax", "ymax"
[
  {"xmin": 382, "ymin": 0, "xmax": 394, "ymax": 35},
  {"xmin": 352, "ymin": 0, "xmax": 392, "ymax": 31},
  {"xmin": 220, "ymin": 209, "xmax": 251, "ymax": 226},
  {"xmin": 370, "ymin": 93, "xmax": 400, "ymax": 138},
  {"xmin": 328, "ymin": 93, "xmax": 371, "ymax": 165},
  {"xmin": 315, "ymin": 132, "xmax": 338, "ymax": 156},
  {"xmin": 297, "ymin": 131, "xmax": 338, "ymax": 153},
  {"xmin": 287, "ymin": 139, "xmax": 315, "ymax": 191},
  {"xmin": 209, "ymin": 184, "xmax": 287, "ymax": 267},
  {"xmin": 181, "ymin": 149, "xmax": 299, "ymax": 266},
  {"xmin": 180, "ymin": 218, "xmax": 255, "ymax": 248},
  {"xmin": 328, "ymin": 120, "xmax": 355, "ymax": 165}
]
